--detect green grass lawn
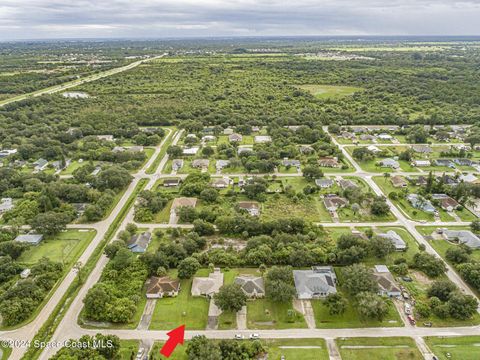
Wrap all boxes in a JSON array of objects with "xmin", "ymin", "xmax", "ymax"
[
  {"xmin": 150, "ymin": 342, "xmax": 187, "ymax": 359},
  {"xmin": 263, "ymin": 338, "xmax": 329, "ymax": 360},
  {"xmin": 261, "ymin": 194, "xmax": 332, "ymax": 222},
  {"xmin": 425, "ymin": 336, "xmax": 480, "ymax": 360},
  {"xmin": 119, "ymin": 340, "xmax": 139, "ymax": 360},
  {"xmin": 0, "ymin": 344, "xmax": 12, "ymax": 360},
  {"xmin": 247, "ymin": 298, "xmax": 307, "ymax": 329},
  {"xmin": 149, "ymin": 269, "xmax": 210, "ymax": 330},
  {"xmin": 18, "ymin": 229, "xmax": 96, "ymax": 266},
  {"xmin": 297, "ymin": 84, "xmax": 363, "ymax": 99},
  {"xmin": 336, "ymin": 337, "xmax": 423, "ymax": 360},
  {"xmin": 60, "ymin": 160, "xmax": 96, "ymax": 175},
  {"xmin": 312, "ymin": 296, "xmax": 402, "ymax": 329}
]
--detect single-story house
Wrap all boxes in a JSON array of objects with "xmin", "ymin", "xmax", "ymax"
[
  {"xmin": 191, "ymin": 268, "xmax": 224, "ymax": 297},
  {"xmin": 171, "ymin": 197, "xmax": 197, "ymax": 214},
  {"xmin": 407, "ymin": 194, "xmax": 436, "ymax": 213},
  {"xmin": 315, "ymin": 179, "xmax": 334, "ymax": 188},
  {"xmin": 91, "ymin": 166, "xmax": 101, "ymax": 176},
  {"xmin": 299, "ymin": 145, "xmax": 314, "ymax": 154},
  {"xmin": 360, "ymin": 134, "xmax": 376, "ymax": 141},
  {"xmin": 454, "ymin": 158, "xmax": 474, "ymax": 167},
  {"xmin": 337, "ymin": 179, "xmax": 358, "ymax": 190},
  {"xmin": 254, "ymin": 135, "xmax": 272, "ymax": 143},
  {"xmin": 377, "ymin": 133, "xmax": 393, "ymax": 141},
  {"xmin": 373, "ymin": 265, "xmax": 401, "ymax": 298},
  {"xmin": 191, "ymin": 159, "xmax": 210, "ymax": 169},
  {"xmin": 127, "ymin": 231, "xmax": 152, "ymax": 253},
  {"xmin": 234, "ymin": 276, "xmax": 265, "ymax": 298},
  {"xmin": 0, "ymin": 149, "xmax": 17, "ymax": 158},
  {"xmin": 33, "ymin": 158, "xmax": 49, "ymax": 172},
  {"xmin": 72, "ymin": 203, "xmax": 88, "ymax": 216},
  {"xmin": 416, "ymin": 176, "xmax": 428, "ymax": 186},
  {"xmin": 15, "ymin": 234, "xmax": 43, "ymax": 245},
  {"xmin": 0, "ymin": 198, "xmax": 14, "ymax": 213},
  {"xmin": 146, "ymin": 276, "xmax": 181, "ymax": 298},
  {"xmin": 282, "ymin": 159, "xmax": 301, "ymax": 168},
  {"xmin": 229, "ymin": 133, "xmax": 243, "ymax": 143},
  {"xmin": 318, "ymin": 157, "xmax": 340, "ymax": 168},
  {"xmin": 164, "ymin": 178, "xmax": 181, "ymax": 187},
  {"xmin": 459, "ymin": 174, "xmax": 479, "ymax": 183},
  {"xmin": 186, "ymin": 133, "xmax": 197, "ymax": 139},
  {"xmin": 238, "ymin": 146, "xmax": 254, "ymax": 155},
  {"xmin": 172, "ymin": 159, "xmax": 184, "ymax": 171},
  {"xmin": 379, "ymin": 158, "xmax": 400, "ymax": 169},
  {"xmin": 216, "ymin": 160, "xmax": 230, "ymax": 171},
  {"xmin": 96, "ymin": 135, "xmax": 114, "ymax": 141},
  {"xmin": 442, "ymin": 230, "xmax": 480, "ymax": 249},
  {"xmin": 412, "ymin": 145, "xmax": 432, "ymax": 154},
  {"xmin": 128, "ymin": 146, "xmax": 144, "ymax": 153},
  {"xmin": 293, "ymin": 266, "xmax": 337, "ymax": 299},
  {"xmin": 367, "ymin": 145, "xmax": 381, "ymax": 154},
  {"xmin": 211, "ymin": 177, "xmax": 232, "ymax": 189},
  {"xmin": 20, "ymin": 268, "xmax": 31, "ymax": 279},
  {"xmin": 391, "ymin": 175, "xmax": 407, "ymax": 188},
  {"xmin": 202, "ymin": 135, "xmax": 216, "ymax": 142},
  {"xmin": 431, "ymin": 194, "xmax": 460, "ymax": 212},
  {"xmin": 341, "ymin": 131, "xmax": 355, "ymax": 140},
  {"xmin": 434, "ymin": 159, "xmax": 455, "ymax": 168},
  {"xmin": 238, "ymin": 201, "xmax": 260, "ymax": 216},
  {"xmin": 223, "ymin": 128, "xmax": 234, "ymax": 135},
  {"xmin": 182, "ymin": 147, "xmax": 199, "ymax": 155},
  {"xmin": 378, "ymin": 230, "xmax": 407, "ymax": 251},
  {"xmin": 323, "ymin": 195, "xmax": 348, "ymax": 212},
  {"xmin": 440, "ymin": 174, "xmax": 460, "ymax": 186},
  {"xmin": 411, "ymin": 160, "xmax": 431, "ymax": 167}
]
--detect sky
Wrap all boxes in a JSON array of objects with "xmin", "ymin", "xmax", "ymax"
[{"xmin": 1, "ymin": 0, "xmax": 480, "ymax": 40}]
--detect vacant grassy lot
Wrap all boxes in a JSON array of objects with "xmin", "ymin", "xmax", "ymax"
[
  {"xmin": 18, "ymin": 229, "xmax": 96, "ymax": 266},
  {"xmin": 425, "ymin": 336, "xmax": 480, "ymax": 360},
  {"xmin": 149, "ymin": 269, "xmax": 210, "ymax": 330},
  {"xmin": 336, "ymin": 337, "xmax": 423, "ymax": 360},
  {"xmin": 261, "ymin": 194, "xmax": 332, "ymax": 222},
  {"xmin": 247, "ymin": 298, "xmax": 307, "ymax": 329},
  {"xmin": 119, "ymin": 340, "xmax": 139, "ymax": 360},
  {"xmin": 0, "ymin": 344, "xmax": 12, "ymax": 360},
  {"xmin": 297, "ymin": 84, "xmax": 363, "ymax": 98},
  {"xmin": 263, "ymin": 338, "xmax": 329, "ymax": 360},
  {"xmin": 312, "ymin": 295, "xmax": 402, "ymax": 329}
]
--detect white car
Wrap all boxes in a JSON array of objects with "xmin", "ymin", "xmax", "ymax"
[
  {"xmin": 136, "ymin": 349, "xmax": 145, "ymax": 360},
  {"xmin": 234, "ymin": 334, "xmax": 244, "ymax": 340},
  {"xmin": 249, "ymin": 333, "xmax": 260, "ymax": 340}
]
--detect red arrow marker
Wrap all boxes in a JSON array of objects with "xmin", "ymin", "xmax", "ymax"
[{"xmin": 160, "ymin": 325, "xmax": 185, "ymax": 358}]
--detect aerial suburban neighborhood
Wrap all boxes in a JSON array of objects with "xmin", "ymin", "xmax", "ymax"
[{"xmin": 1, "ymin": 19, "xmax": 480, "ymax": 360}]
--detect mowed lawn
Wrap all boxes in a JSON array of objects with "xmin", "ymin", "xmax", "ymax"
[
  {"xmin": 297, "ymin": 84, "xmax": 363, "ymax": 99},
  {"xmin": 425, "ymin": 336, "xmax": 480, "ymax": 360},
  {"xmin": 119, "ymin": 340, "xmax": 139, "ymax": 360},
  {"xmin": 336, "ymin": 337, "xmax": 423, "ymax": 360},
  {"xmin": 261, "ymin": 195, "xmax": 332, "ymax": 222},
  {"xmin": 263, "ymin": 339, "xmax": 329, "ymax": 360},
  {"xmin": 18, "ymin": 229, "xmax": 96, "ymax": 266},
  {"xmin": 312, "ymin": 296, "xmax": 402, "ymax": 329},
  {"xmin": 0, "ymin": 344, "xmax": 12, "ymax": 360},
  {"xmin": 149, "ymin": 269, "xmax": 210, "ymax": 330},
  {"xmin": 247, "ymin": 298, "xmax": 307, "ymax": 329}
]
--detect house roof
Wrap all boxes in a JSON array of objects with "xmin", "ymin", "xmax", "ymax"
[
  {"xmin": 324, "ymin": 195, "xmax": 348, "ymax": 210},
  {"xmin": 216, "ymin": 160, "xmax": 230, "ymax": 168},
  {"xmin": 293, "ymin": 267, "xmax": 337, "ymax": 299},
  {"xmin": 238, "ymin": 201, "xmax": 259, "ymax": 210},
  {"xmin": 407, "ymin": 194, "xmax": 436, "ymax": 213},
  {"xmin": 318, "ymin": 157, "xmax": 339, "ymax": 167},
  {"xmin": 282, "ymin": 159, "xmax": 301, "ymax": 167},
  {"xmin": 146, "ymin": 276, "xmax": 180, "ymax": 295},
  {"xmin": 254, "ymin": 135, "xmax": 272, "ymax": 143},
  {"xmin": 127, "ymin": 232, "xmax": 152, "ymax": 252},
  {"xmin": 412, "ymin": 145, "xmax": 432, "ymax": 153},
  {"xmin": 315, "ymin": 179, "xmax": 334, "ymax": 187},
  {"xmin": 15, "ymin": 234, "xmax": 43, "ymax": 245},
  {"xmin": 191, "ymin": 269, "xmax": 224, "ymax": 296},
  {"xmin": 391, "ymin": 175, "xmax": 407, "ymax": 187},
  {"xmin": 380, "ymin": 158, "xmax": 399, "ymax": 167},
  {"xmin": 234, "ymin": 276, "xmax": 265, "ymax": 296},
  {"xmin": 337, "ymin": 179, "xmax": 358, "ymax": 190},
  {"xmin": 171, "ymin": 197, "xmax": 197, "ymax": 210},
  {"xmin": 191, "ymin": 159, "xmax": 209, "ymax": 168},
  {"xmin": 373, "ymin": 265, "xmax": 400, "ymax": 294},
  {"xmin": 378, "ymin": 230, "xmax": 406, "ymax": 250},
  {"xmin": 444, "ymin": 230, "xmax": 480, "ymax": 249}
]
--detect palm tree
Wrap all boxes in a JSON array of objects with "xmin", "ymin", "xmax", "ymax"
[{"xmin": 383, "ymin": 172, "xmax": 391, "ymax": 182}]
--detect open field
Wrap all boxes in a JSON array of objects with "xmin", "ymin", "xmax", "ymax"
[
  {"xmin": 297, "ymin": 84, "xmax": 363, "ymax": 98},
  {"xmin": 336, "ymin": 337, "xmax": 423, "ymax": 360},
  {"xmin": 425, "ymin": 336, "xmax": 480, "ymax": 360}
]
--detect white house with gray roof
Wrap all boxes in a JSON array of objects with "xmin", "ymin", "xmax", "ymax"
[
  {"xmin": 378, "ymin": 230, "xmax": 407, "ymax": 251},
  {"xmin": 442, "ymin": 230, "xmax": 480, "ymax": 249},
  {"xmin": 293, "ymin": 266, "xmax": 337, "ymax": 299},
  {"xmin": 234, "ymin": 276, "xmax": 265, "ymax": 298}
]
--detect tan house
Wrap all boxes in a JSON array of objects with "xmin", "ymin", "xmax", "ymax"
[
  {"xmin": 191, "ymin": 268, "xmax": 224, "ymax": 298},
  {"xmin": 391, "ymin": 175, "xmax": 407, "ymax": 188},
  {"xmin": 318, "ymin": 157, "xmax": 340, "ymax": 168},
  {"xmin": 146, "ymin": 276, "xmax": 180, "ymax": 298}
]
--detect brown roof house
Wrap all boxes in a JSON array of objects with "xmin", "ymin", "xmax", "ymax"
[
  {"xmin": 323, "ymin": 195, "xmax": 348, "ymax": 212},
  {"xmin": 191, "ymin": 268, "xmax": 224, "ymax": 298},
  {"xmin": 229, "ymin": 133, "xmax": 243, "ymax": 143},
  {"xmin": 337, "ymin": 179, "xmax": 359, "ymax": 190},
  {"xmin": 234, "ymin": 276, "xmax": 265, "ymax": 298},
  {"xmin": 391, "ymin": 175, "xmax": 407, "ymax": 188},
  {"xmin": 318, "ymin": 157, "xmax": 340, "ymax": 168},
  {"xmin": 146, "ymin": 276, "xmax": 180, "ymax": 299},
  {"xmin": 191, "ymin": 159, "xmax": 209, "ymax": 170},
  {"xmin": 373, "ymin": 265, "xmax": 401, "ymax": 298},
  {"xmin": 238, "ymin": 201, "xmax": 260, "ymax": 216},
  {"xmin": 431, "ymin": 194, "xmax": 460, "ymax": 212}
]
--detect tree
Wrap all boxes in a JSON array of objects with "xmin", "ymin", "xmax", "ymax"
[
  {"xmin": 30, "ymin": 211, "xmax": 70, "ymax": 236},
  {"xmin": 352, "ymin": 148, "xmax": 374, "ymax": 161},
  {"xmin": 470, "ymin": 220, "xmax": 480, "ymax": 232},
  {"xmin": 83, "ymin": 283, "xmax": 112, "ymax": 320},
  {"xmin": 445, "ymin": 246, "xmax": 470, "ymax": 264},
  {"xmin": 95, "ymin": 166, "xmax": 132, "ymax": 191},
  {"xmin": 200, "ymin": 188, "xmax": 219, "ymax": 203},
  {"xmin": 167, "ymin": 145, "xmax": 183, "ymax": 157},
  {"xmin": 303, "ymin": 165, "xmax": 324, "ymax": 181},
  {"xmin": 356, "ymin": 292, "xmax": 388, "ymax": 320},
  {"xmin": 411, "ymin": 252, "xmax": 446, "ymax": 277},
  {"xmin": 324, "ymin": 293, "xmax": 348, "ymax": 315},
  {"xmin": 214, "ymin": 284, "xmax": 247, "ymax": 312},
  {"xmin": 342, "ymin": 264, "xmax": 378, "ymax": 295},
  {"xmin": 202, "ymin": 146, "xmax": 214, "ymax": 156},
  {"xmin": 458, "ymin": 262, "xmax": 480, "ymax": 291},
  {"xmin": 427, "ymin": 280, "xmax": 456, "ymax": 301},
  {"xmin": 193, "ymin": 219, "xmax": 215, "ymax": 236},
  {"xmin": 369, "ymin": 236, "xmax": 395, "ymax": 258},
  {"xmin": 447, "ymin": 292, "xmax": 478, "ymax": 320},
  {"xmin": 370, "ymin": 196, "xmax": 390, "ymax": 216},
  {"xmin": 178, "ymin": 257, "xmax": 200, "ymax": 279},
  {"xmin": 265, "ymin": 266, "xmax": 296, "ymax": 302},
  {"xmin": 186, "ymin": 335, "xmax": 222, "ymax": 360}
]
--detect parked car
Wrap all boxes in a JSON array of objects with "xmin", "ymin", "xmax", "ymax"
[
  {"xmin": 423, "ymin": 322, "xmax": 432, "ymax": 327},
  {"xmin": 136, "ymin": 348, "xmax": 145, "ymax": 360},
  {"xmin": 402, "ymin": 276, "xmax": 413, "ymax": 282},
  {"xmin": 249, "ymin": 333, "xmax": 260, "ymax": 340},
  {"xmin": 235, "ymin": 334, "xmax": 244, "ymax": 340},
  {"xmin": 407, "ymin": 315, "xmax": 416, "ymax": 325}
]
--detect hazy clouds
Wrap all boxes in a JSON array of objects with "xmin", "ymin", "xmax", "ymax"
[{"xmin": 1, "ymin": 0, "xmax": 480, "ymax": 40}]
